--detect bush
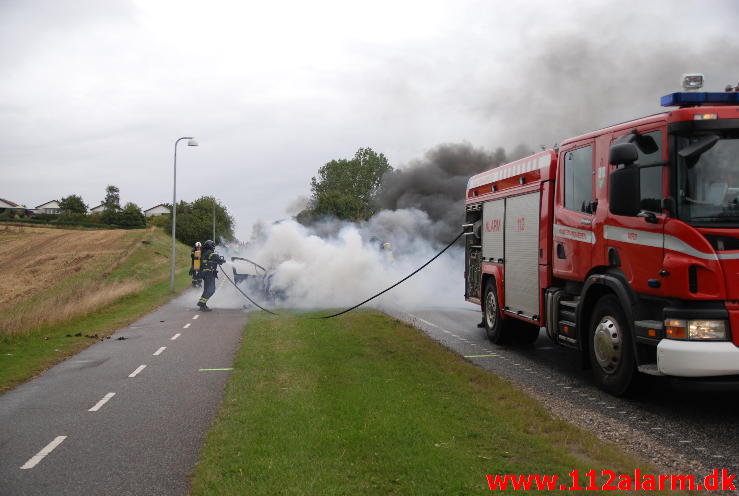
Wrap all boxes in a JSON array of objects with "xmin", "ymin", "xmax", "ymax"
[{"xmin": 147, "ymin": 215, "xmax": 169, "ymax": 228}]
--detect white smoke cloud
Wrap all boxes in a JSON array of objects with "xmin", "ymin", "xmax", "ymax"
[{"xmin": 206, "ymin": 210, "xmax": 465, "ymax": 312}]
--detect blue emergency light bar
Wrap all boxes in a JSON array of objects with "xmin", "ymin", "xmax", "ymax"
[{"xmin": 661, "ymin": 92, "xmax": 739, "ymax": 107}]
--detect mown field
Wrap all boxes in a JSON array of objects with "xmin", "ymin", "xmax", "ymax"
[
  {"xmin": 189, "ymin": 312, "xmax": 687, "ymax": 496},
  {"xmin": 0, "ymin": 224, "xmax": 192, "ymax": 393}
]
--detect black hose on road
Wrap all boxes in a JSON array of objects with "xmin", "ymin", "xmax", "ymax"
[
  {"xmin": 219, "ymin": 230, "xmax": 465, "ymax": 319},
  {"xmin": 314, "ymin": 230, "xmax": 464, "ymax": 319}
]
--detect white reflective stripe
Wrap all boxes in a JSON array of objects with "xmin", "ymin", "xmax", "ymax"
[
  {"xmin": 664, "ymin": 235, "xmax": 718, "ymax": 260},
  {"xmin": 717, "ymin": 252, "xmax": 739, "ymax": 260},
  {"xmin": 603, "ymin": 225, "xmax": 663, "ymax": 249},
  {"xmin": 603, "ymin": 225, "xmax": 719, "ymax": 261},
  {"xmin": 553, "ymin": 224, "xmax": 595, "ymax": 244}
]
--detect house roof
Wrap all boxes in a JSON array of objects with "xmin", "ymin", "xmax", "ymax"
[
  {"xmin": 35, "ymin": 200, "xmax": 60, "ymax": 209},
  {"xmin": 0, "ymin": 198, "xmax": 23, "ymax": 208},
  {"xmin": 144, "ymin": 204, "xmax": 170, "ymax": 213}
]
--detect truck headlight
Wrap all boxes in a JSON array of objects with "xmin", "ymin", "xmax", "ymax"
[
  {"xmin": 688, "ymin": 320, "xmax": 727, "ymax": 340},
  {"xmin": 664, "ymin": 319, "xmax": 727, "ymax": 340}
]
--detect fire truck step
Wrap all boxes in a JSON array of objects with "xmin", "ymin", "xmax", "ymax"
[{"xmin": 637, "ymin": 364, "xmax": 665, "ymax": 376}]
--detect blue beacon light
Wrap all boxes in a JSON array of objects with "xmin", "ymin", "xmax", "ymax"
[{"xmin": 661, "ymin": 92, "xmax": 739, "ymax": 107}]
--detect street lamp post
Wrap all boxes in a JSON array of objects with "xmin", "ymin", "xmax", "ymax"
[{"xmin": 170, "ymin": 136, "xmax": 199, "ymax": 292}]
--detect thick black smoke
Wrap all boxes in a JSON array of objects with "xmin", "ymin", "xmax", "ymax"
[
  {"xmin": 485, "ymin": 25, "xmax": 739, "ymax": 149},
  {"xmin": 375, "ymin": 143, "xmax": 518, "ymax": 243}
]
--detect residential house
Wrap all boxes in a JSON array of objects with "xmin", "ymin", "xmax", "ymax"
[
  {"xmin": 34, "ymin": 200, "xmax": 61, "ymax": 215},
  {"xmin": 0, "ymin": 198, "xmax": 26, "ymax": 215},
  {"xmin": 144, "ymin": 204, "xmax": 170, "ymax": 217},
  {"xmin": 89, "ymin": 204, "xmax": 105, "ymax": 214}
]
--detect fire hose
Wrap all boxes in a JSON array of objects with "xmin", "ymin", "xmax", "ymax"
[{"xmin": 218, "ymin": 230, "xmax": 464, "ymax": 319}]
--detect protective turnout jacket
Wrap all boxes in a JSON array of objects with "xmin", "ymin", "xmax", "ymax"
[{"xmin": 200, "ymin": 249, "xmax": 225, "ymax": 276}]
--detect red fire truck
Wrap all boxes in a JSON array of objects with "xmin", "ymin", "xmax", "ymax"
[{"xmin": 464, "ymin": 76, "xmax": 739, "ymax": 395}]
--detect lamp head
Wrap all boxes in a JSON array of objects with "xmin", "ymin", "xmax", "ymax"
[{"xmin": 187, "ymin": 139, "xmax": 199, "ymax": 147}]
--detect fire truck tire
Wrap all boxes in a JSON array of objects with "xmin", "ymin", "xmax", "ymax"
[
  {"xmin": 483, "ymin": 280, "xmax": 510, "ymax": 344},
  {"xmin": 588, "ymin": 295, "xmax": 637, "ymax": 396}
]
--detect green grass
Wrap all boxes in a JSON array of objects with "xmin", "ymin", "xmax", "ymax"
[
  {"xmin": 0, "ymin": 229, "xmax": 193, "ymax": 394},
  {"xmin": 190, "ymin": 311, "xmax": 672, "ymax": 495}
]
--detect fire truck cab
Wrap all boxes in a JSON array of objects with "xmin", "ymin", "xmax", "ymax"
[{"xmin": 464, "ymin": 76, "xmax": 739, "ymax": 395}]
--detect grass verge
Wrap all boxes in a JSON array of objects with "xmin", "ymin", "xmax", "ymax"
[{"xmin": 190, "ymin": 311, "xmax": 681, "ymax": 495}]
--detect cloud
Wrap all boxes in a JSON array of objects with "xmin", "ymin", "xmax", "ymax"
[{"xmin": 1, "ymin": 0, "xmax": 737, "ymax": 239}]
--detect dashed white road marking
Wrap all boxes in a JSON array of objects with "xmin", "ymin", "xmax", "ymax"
[
  {"xmin": 408, "ymin": 314, "xmax": 461, "ymax": 335},
  {"xmin": 88, "ymin": 392, "xmax": 116, "ymax": 412},
  {"xmin": 171, "ymin": 333, "xmax": 181, "ymax": 340},
  {"xmin": 192, "ymin": 315, "xmax": 199, "ymax": 320},
  {"xmin": 183, "ymin": 323, "xmax": 191, "ymax": 329},
  {"xmin": 128, "ymin": 365, "xmax": 146, "ymax": 378},
  {"xmin": 153, "ymin": 347, "xmax": 166, "ymax": 356},
  {"xmin": 20, "ymin": 436, "xmax": 67, "ymax": 469}
]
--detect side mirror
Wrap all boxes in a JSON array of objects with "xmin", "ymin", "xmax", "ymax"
[
  {"xmin": 609, "ymin": 142, "xmax": 638, "ymax": 166},
  {"xmin": 678, "ymin": 134, "xmax": 719, "ymax": 159},
  {"xmin": 609, "ymin": 166, "xmax": 641, "ymax": 216}
]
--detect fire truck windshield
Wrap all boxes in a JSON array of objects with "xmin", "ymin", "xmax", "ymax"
[{"xmin": 676, "ymin": 132, "xmax": 739, "ymax": 226}]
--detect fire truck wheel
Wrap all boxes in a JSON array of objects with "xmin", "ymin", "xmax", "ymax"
[
  {"xmin": 483, "ymin": 280, "xmax": 510, "ymax": 344},
  {"xmin": 588, "ymin": 295, "xmax": 637, "ymax": 396}
]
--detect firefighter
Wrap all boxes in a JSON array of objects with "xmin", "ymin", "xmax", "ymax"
[
  {"xmin": 197, "ymin": 239, "xmax": 226, "ymax": 311},
  {"xmin": 381, "ymin": 242, "xmax": 395, "ymax": 263},
  {"xmin": 190, "ymin": 241, "xmax": 202, "ymax": 287}
]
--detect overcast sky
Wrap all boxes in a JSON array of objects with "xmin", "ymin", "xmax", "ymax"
[{"xmin": 2, "ymin": 0, "xmax": 737, "ymax": 240}]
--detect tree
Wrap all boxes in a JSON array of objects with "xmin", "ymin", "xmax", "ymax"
[
  {"xmin": 101, "ymin": 185, "xmax": 121, "ymax": 225},
  {"xmin": 115, "ymin": 202, "xmax": 146, "ymax": 228},
  {"xmin": 102, "ymin": 185, "xmax": 120, "ymax": 211},
  {"xmin": 300, "ymin": 147, "xmax": 392, "ymax": 223},
  {"xmin": 58, "ymin": 194, "xmax": 88, "ymax": 215},
  {"xmin": 163, "ymin": 196, "xmax": 235, "ymax": 246}
]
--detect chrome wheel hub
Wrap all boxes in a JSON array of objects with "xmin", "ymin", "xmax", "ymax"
[
  {"xmin": 485, "ymin": 291, "xmax": 497, "ymax": 328},
  {"xmin": 593, "ymin": 317, "xmax": 622, "ymax": 374}
]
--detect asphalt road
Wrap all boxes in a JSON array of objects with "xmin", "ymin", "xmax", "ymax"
[
  {"xmin": 386, "ymin": 304, "xmax": 739, "ymax": 482},
  {"xmin": 0, "ymin": 287, "xmax": 248, "ymax": 496}
]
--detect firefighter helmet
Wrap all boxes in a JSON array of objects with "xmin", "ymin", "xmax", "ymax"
[
  {"xmin": 204, "ymin": 240, "xmax": 215, "ymax": 249},
  {"xmin": 195, "ymin": 241, "xmax": 202, "ymax": 248}
]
